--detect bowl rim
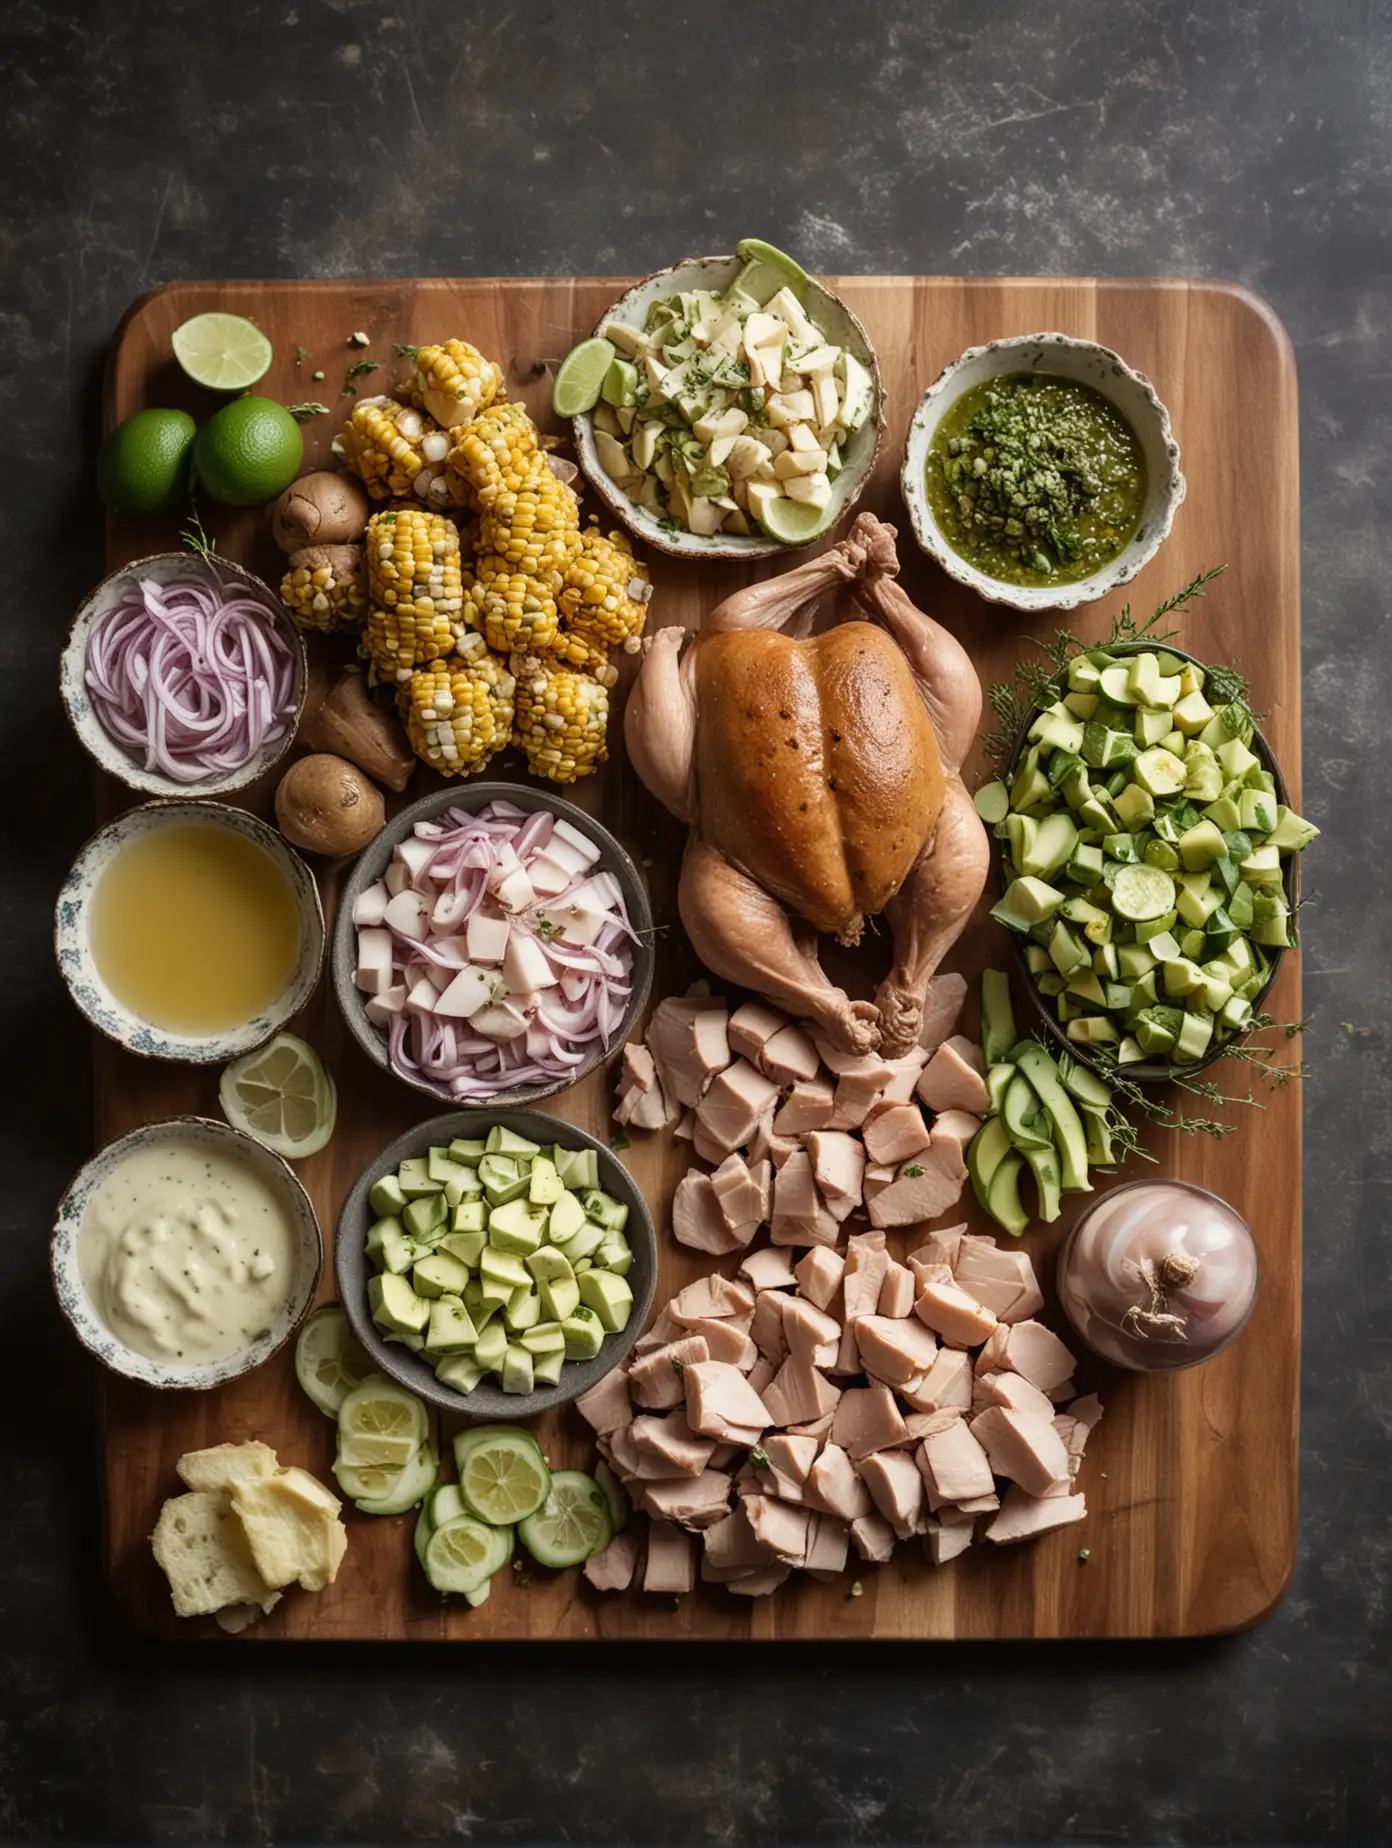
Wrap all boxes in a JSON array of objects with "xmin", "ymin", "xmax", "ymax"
[
  {"xmin": 50, "ymin": 1113, "xmax": 324, "ymax": 1390},
  {"xmin": 60, "ymin": 550, "xmax": 308, "ymax": 798},
  {"xmin": 331, "ymin": 780, "xmax": 654, "ymax": 1109},
  {"xmin": 334, "ymin": 1106, "xmax": 657, "ymax": 1417},
  {"xmin": 899, "ymin": 331, "xmax": 1186, "ymax": 613},
  {"xmin": 996, "ymin": 639, "xmax": 1297, "ymax": 1084},
  {"xmin": 571, "ymin": 252, "xmax": 885, "ymax": 560},
  {"xmin": 54, "ymin": 796, "xmax": 327, "ymax": 1065}
]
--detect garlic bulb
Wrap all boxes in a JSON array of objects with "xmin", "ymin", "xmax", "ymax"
[{"xmin": 1056, "ymin": 1180, "xmax": 1259, "ymax": 1372}]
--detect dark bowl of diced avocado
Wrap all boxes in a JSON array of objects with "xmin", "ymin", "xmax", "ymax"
[
  {"xmin": 337, "ymin": 1110, "xmax": 657, "ymax": 1417},
  {"xmin": 978, "ymin": 641, "xmax": 1317, "ymax": 1083}
]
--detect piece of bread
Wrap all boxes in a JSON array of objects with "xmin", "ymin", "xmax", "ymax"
[
  {"xmin": 150, "ymin": 1492, "xmax": 280, "ymax": 1619},
  {"xmin": 230, "ymin": 1468, "xmax": 347, "ymax": 1592},
  {"xmin": 176, "ymin": 1441, "xmax": 280, "ymax": 1495}
]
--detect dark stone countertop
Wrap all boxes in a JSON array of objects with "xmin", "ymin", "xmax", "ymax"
[{"xmin": 1, "ymin": 1, "xmax": 1387, "ymax": 1841}]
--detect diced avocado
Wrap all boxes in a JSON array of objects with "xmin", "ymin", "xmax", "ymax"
[
  {"xmin": 1133, "ymin": 747, "xmax": 1187, "ymax": 798},
  {"xmin": 447, "ymin": 1138, "xmax": 487, "ymax": 1167},
  {"xmin": 980, "ymin": 969, "xmax": 1017, "ymax": 1065},
  {"xmin": 478, "ymin": 1246, "xmax": 531, "ymax": 1291},
  {"xmin": 1126, "ymin": 972, "xmax": 1159, "ymax": 1015},
  {"xmin": 555, "ymin": 1147, "xmax": 600, "ymax": 1192},
  {"xmin": 1098, "ymin": 665, "xmax": 1139, "ymax": 707},
  {"xmin": 1028, "ymin": 703, "xmax": 1086, "ymax": 756},
  {"xmin": 1079, "ymin": 793, "xmax": 1121, "ymax": 836},
  {"xmin": 1093, "ymin": 941, "xmax": 1121, "ymax": 981},
  {"xmin": 1134, "ymin": 1006, "xmax": 1182, "ymax": 1054},
  {"xmin": 486, "ymin": 1125, "xmax": 541, "ymax": 1159},
  {"xmin": 365, "ymin": 1214, "xmax": 403, "ymax": 1262},
  {"xmin": 530, "ymin": 1348, "xmax": 565, "ymax": 1386},
  {"xmin": 396, "ymin": 1157, "xmax": 440, "ymax": 1200},
  {"xmin": 473, "ymin": 1322, "xmax": 508, "ymax": 1372},
  {"xmin": 1135, "ymin": 912, "xmax": 1179, "ymax": 947},
  {"xmin": 1176, "ymin": 880, "xmax": 1222, "ymax": 929},
  {"xmin": 545, "ymin": 1191, "xmax": 586, "ymax": 1245},
  {"xmin": 1060, "ymin": 763, "xmax": 1093, "ymax": 810},
  {"xmin": 974, "ymin": 779, "xmax": 1011, "ymax": 824},
  {"xmin": 593, "ymin": 1235, "xmax": 632, "ymax": 1277},
  {"xmin": 561, "ymin": 1305, "xmax": 605, "ymax": 1360},
  {"xmin": 1184, "ymin": 752, "xmax": 1224, "ymax": 804},
  {"xmin": 554, "ymin": 1219, "xmax": 606, "ymax": 1265},
  {"xmin": 369, "ymin": 1271, "xmax": 430, "ymax": 1336},
  {"xmin": 1198, "ymin": 970, "xmax": 1234, "ymax": 1012},
  {"xmin": 478, "ymin": 1155, "xmax": 528, "ymax": 1207},
  {"xmin": 1004, "ymin": 813, "xmax": 1037, "ymax": 875},
  {"xmin": 506, "ymin": 1286, "xmax": 542, "ymax": 1331},
  {"xmin": 1133, "ymin": 705, "xmax": 1174, "ymax": 748},
  {"xmin": 1066, "ymin": 970, "xmax": 1107, "ymax": 1008},
  {"xmin": 1011, "ymin": 747, "xmax": 1051, "ymax": 812},
  {"xmin": 968, "ymin": 1115, "xmax": 1013, "ymax": 1209},
  {"xmin": 425, "ymin": 1296, "xmax": 478, "ymax": 1353},
  {"xmin": 582, "ymin": 1189, "xmax": 629, "ymax": 1232},
  {"xmin": 993, "ymin": 876, "xmax": 1066, "ymax": 932},
  {"xmin": 836, "ymin": 350, "xmax": 875, "ymax": 430},
  {"xmin": 520, "ymin": 1320, "xmax": 566, "ymax": 1356},
  {"xmin": 1039, "ymin": 973, "xmax": 1066, "ymax": 998},
  {"xmin": 375, "ymin": 1221, "xmax": 417, "ymax": 1277},
  {"xmin": 1174, "ymin": 1013, "xmax": 1215, "ymax": 1063},
  {"xmin": 526, "ymin": 1244, "xmax": 576, "ymax": 1285},
  {"xmin": 1202, "ymin": 795, "xmax": 1243, "ymax": 835},
  {"xmin": 1048, "ymin": 920, "xmax": 1091, "ymax": 977},
  {"xmin": 1203, "ymin": 907, "xmax": 1241, "ymax": 954},
  {"xmin": 402, "ymin": 1192, "xmax": 448, "ymax": 1243},
  {"xmin": 1021, "ymin": 812, "xmax": 1079, "ymax": 879},
  {"xmin": 1178, "ymin": 818, "xmax": 1227, "ymax": 871},
  {"xmin": 1237, "ymin": 787, "xmax": 1277, "ymax": 834},
  {"xmin": 451, "ymin": 1199, "xmax": 487, "ymax": 1234},
  {"xmin": 1063, "ymin": 691, "xmax": 1098, "ymax": 719},
  {"xmin": 539, "ymin": 1272, "xmax": 581, "ymax": 1321},
  {"xmin": 1162, "ymin": 957, "xmax": 1206, "ymax": 999},
  {"xmin": 443, "ymin": 1166, "xmax": 483, "ymax": 1207},
  {"xmin": 1251, "ymin": 902, "xmax": 1291, "ymax": 949},
  {"xmin": 1066, "ymin": 1015, "xmax": 1119, "ymax": 1046},
  {"xmin": 1221, "ymin": 995, "xmax": 1254, "ymax": 1032},
  {"xmin": 1068, "ymin": 843, "xmax": 1106, "ymax": 886},
  {"xmin": 1145, "ymin": 930, "xmax": 1182, "ymax": 963},
  {"xmin": 1172, "ymin": 689, "xmax": 1214, "ymax": 736},
  {"xmin": 427, "ymin": 1148, "xmax": 467, "ymax": 1186},
  {"xmin": 1068, "ymin": 656, "xmax": 1103, "ymax": 694},
  {"xmin": 1111, "ymin": 783, "xmax": 1154, "ymax": 832},
  {"xmin": 1009, "ymin": 1040, "xmax": 1092, "ymax": 1194},
  {"xmin": 487, "ymin": 1198, "xmax": 547, "ymax": 1256},
  {"xmin": 1117, "ymin": 942, "xmax": 1157, "ymax": 982},
  {"xmin": 434, "ymin": 1353, "xmax": 483, "ymax": 1395},
  {"xmin": 413, "ymin": 1251, "xmax": 471, "ymax": 1299},
  {"xmin": 1239, "ymin": 843, "xmax": 1283, "ymax": 886},
  {"xmin": 440, "ymin": 1229, "xmax": 486, "ymax": 1270},
  {"xmin": 986, "ymin": 1062, "xmax": 1015, "ymax": 1115},
  {"xmin": 1117, "ymin": 1035, "xmax": 1145, "ymax": 1065},
  {"xmin": 578, "ymin": 1269, "xmax": 633, "ymax": 1333},
  {"xmin": 1126, "ymin": 652, "xmax": 1181, "ymax": 709},
  {"xmin": 527, "ymin": 1156, "xmax": 564, "ymax": 1206},
  {"xmin": 369, "ymin": 1174, "xmax": 408, "ymax": 1217}
]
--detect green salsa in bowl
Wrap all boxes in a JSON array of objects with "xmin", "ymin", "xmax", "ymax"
[{"xmin": 901, "ymin": 333, "xmax": 1184, "ymax": 613}]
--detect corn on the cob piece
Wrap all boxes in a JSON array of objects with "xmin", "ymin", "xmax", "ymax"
[
  {"xmin": 280, "ymin": 544, "xmax": 366, "ymax": 633},
  {"xmin": 512, "ymin": 659, "xmax": 610, "ymax": 784},
  {"xmin": 363, "ymin": 508, "xmax": 466, "ymax": 682},
  {"xmin": 468, "ymin": 552, "xmax": 562, "ymax": 655},
  {"xmin": 448, "ymin": 402, "xmax": 545, "ymax": 509},
  {"xmin": 333, "ymin": 397, "xmax": 445, "ymax": 501},
  {"xmin": 400, "ymin": 634, "xmax": 517, "ymax": 778},
  {"xmin": 414, "ymin": 340, "xmax": 505, "ymax": 431},
  {"xmin": 554, "ymin": 526, "xmax": 652, "ymax": 662}
]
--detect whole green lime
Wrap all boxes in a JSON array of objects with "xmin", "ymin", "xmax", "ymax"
[
  {"xmin": 193, "ymin": 397, "xmax": 304, "ymax": 506},
  {"xmin": 96, "ymin": 408, "xmax": 197, "ymax": 516}
]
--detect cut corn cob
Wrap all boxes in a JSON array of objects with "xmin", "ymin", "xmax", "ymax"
[
  {"xmin": 456, "ymin": 630, "xmax": 518, "ymax": 745},
  {"xmin": 333, "ymin": 397, "xmax": 444, "ymax": 501},
  {"xmin": 554, "ymin": 525, "xmax": 651, "ymax": 662},
  {"xmin": 363, "ymin": 508, "xmax": 466, "ymax": 682},
  {"xmin": 414, "ymin": 340, "xmax": 505, "ymax": 431},
  {"xmin": 401, "ymin": 650, "xmax": 511, "ymax": 777},
  {"xmin": 468, "ymin": 552, "xmax": 562, "ymax": 655},
  {"xmin": 279, "ymin": 544, "xmax": 366, "ymax": 633},
  {"xmin": 447, "ymin": 402, "xmax": 545, "ymax": 509},
  {"xmin": 511, "ymin": 659, "xmax": 610, "ymax": 784}
]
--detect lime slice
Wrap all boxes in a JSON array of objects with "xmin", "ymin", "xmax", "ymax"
[
  {"xmin": 193, "ymin": 396, "xmax": 304, "ymax": 506},
  {"xmin": 335, "ymin": 1440, "xmax": 438, "ymax": 1515},
  {"xmin": 423, "ymin": 1515, "xmax": 499, "ymax": 1595},
  {"xmin": 338, "ymin": 1375, "xmax": 429, "ymax": 1455},
  {"xmin": 754, "ymin": 493, "xmax": 837, "ymax": 547},
  {"xmin": 553, "ymin": 337, "xmax": 618, "ymax": 418},
  {"xmin": 457, "ymin": 1427, "xmax": 551, "ymax": 1526},
  {"xmin": 517, "ymin": 1469, "xmax": 613, "ymax": 1567},
  {"xmin": 96, "ymin": 408, "xmax": 197, "ymax": 516},
  {"xmin": 735, "ymin": 237, "xmax": 808, "ymax": 295},
  {"xmin": 1112, "ymin": 864, "xmax": 1178, "ymax": 922},
  {"xmin": 172, "ymin": 312, "xmax": 274, "ymax": 392},
  {"xmin": 294, "ymin": 1305, "xmax": 374, "ymax": 1417},
  {"xmin": 219, "ymin": 1033, "xmax": 337, "ymax": 1159}
]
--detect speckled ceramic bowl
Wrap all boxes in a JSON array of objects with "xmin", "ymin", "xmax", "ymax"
[
  {"xmin": 51, "ymin": 1115, "xmax": 323, "ymax": 1391},
  {"xmin": 336, "ymin": 1109, "xmax": 656, "ymax": 1417},
  {"xmin": 573, "ymin": 254, "xmax": 884, "ymax": 560},
  {"xmin": 332, "ymin": 782, "xmax": 653, "ymax": 1109},
  {"xmin": 55, "ymin": 799, "xmax": 326, "ymax": 1064},
  {"xmin": 900, "ymin": 332, "xmax": 1185, "ymax": 612},
  {"xmin": 60, "ymin": 552, "xmax": 307, "ymax": 798}
]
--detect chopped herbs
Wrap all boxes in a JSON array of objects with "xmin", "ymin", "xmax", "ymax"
[
  {"xmin": 610, "ymin": 1133, "xmax": 631, "ymax": 1153},
  {"xmin": 346, "ymin": 358, "xmax": 381, "ymax": 381},
  {"xmin": 903, "ymin": 1164, "xmax": 925, "ymax": 1178},
  {"xmin": 393, "ymin": 343, "xmax": 419, "ymax": 360},
  {"xmin": 927, "ymin": 373, "xmax": 1146, "ymax": 587},
  {"xmin": 750, "ymin": 1446, "xmax": 770, "ymax": 1470},
  {"xmin": 286, "ymin": 401, "xmax": 332, "ymax": 420}
]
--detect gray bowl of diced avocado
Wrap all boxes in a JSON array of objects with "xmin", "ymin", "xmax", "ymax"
[
  {"xmin": 336, "ymin": 1109, "xmax": 657, "ymax": 1418},
  {"xmin": 991, "ymin": 640, "xmax": 1313, "ymax": 1084}
]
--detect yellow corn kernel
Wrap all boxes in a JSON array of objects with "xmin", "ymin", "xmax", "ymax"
[
  {"xmin": 414, "ymin": 340, "xmax": 505, "ymax": 431},
  {"xmin": 279, "ymin": 548, "xmax": 366, "ymax": 633},
  {"xmin": 511, "ymin": 660, "xmax": 610, "ymax": 784}
]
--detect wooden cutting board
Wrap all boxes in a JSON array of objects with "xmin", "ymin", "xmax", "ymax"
[{"xmin": 95, "ymin": 275, "xmax": 1300, "ymax": 1640}]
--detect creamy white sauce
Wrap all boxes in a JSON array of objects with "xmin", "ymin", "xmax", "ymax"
[{"xmin": 78, "ymin": 1138, "xmax": 296, "ymax": 1365}]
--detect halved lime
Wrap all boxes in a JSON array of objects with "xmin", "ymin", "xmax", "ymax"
[
  {"xmin": 1112, "ymin": 864, "xmax": 1178, "ymax": 923},
  {"xmin": 553, "ymin": 337, "xmax": 618, "ymax": 418},
  {"xmin": 220, "ymin": 1034, "xmax": 337, "ymax": 1159},
  {"xmin": 294, "ymin": 1305, "xmax": 374, "ymax": 1418},
  {"xmin": 96, "ymin": 408, "xmax": 197, "ymax": 516},
  {"xmin": 172, "ymin": 312, "xmax": 274, "ymax": 392},
  {"xmin": 517, "ymin": 1469, "xmax": 612, "ymax": 1568},
  {"xmin": 754, "ymin": 493, "xmax": 837, "ymax": 547},
  {"xmin": 457, "ymin": 1427, "xmax": 551, "ymax": 1526}
]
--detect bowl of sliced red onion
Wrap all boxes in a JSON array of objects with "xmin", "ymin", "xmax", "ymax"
[
  {"xmin": 333, "ymin": 785, "xmax": 654, "ymax": 1108},
  {"xmin": 61, "ymin": 553, "xmax": 307, "ymax": 797}
]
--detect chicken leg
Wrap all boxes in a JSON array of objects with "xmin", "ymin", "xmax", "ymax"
[
  {"xmin": 624, "ymin": 622, "xmax": 699, "ymax": 824},
  {"xmin": 678, "ymin": 838, "xmax": 880, "ymax": 1053}
]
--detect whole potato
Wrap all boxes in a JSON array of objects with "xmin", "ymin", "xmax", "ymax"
[
  {"xmin": 269, "ymin": 471, "xmax": 370, "ymax": 552},
  {"xmin": 275, "ymin": 753, "xmax": 384, "ymax": 857}
]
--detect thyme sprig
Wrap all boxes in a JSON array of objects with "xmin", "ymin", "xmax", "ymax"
[{"xmin": 179, "ymin": 504, "xmax": 218, "ymax": 565}]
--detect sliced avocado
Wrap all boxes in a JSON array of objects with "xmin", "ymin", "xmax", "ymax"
[
  {"xmin": 1009, "ymin": 1040, "xmax": 1092, "ymax": 1194},
  {"xmin": 1003, "ymin": 1070, "xmax": 1053, "ymax": 1149},
  {"xmin": 967, "ymin": 1114, "xmax": 1013, "ymax": 1209},
  {"xmin": 1021, "ymin": 1139, "xmax": 1063, "ymax": 1224},
  {"xmin": 984, "ymin": 1150, "xmax": 1029, "ymax": 1237},
  {"xmin": 986, "ymin": 1062, "xmax": 1015, "ymax": 1116},
  {"xmin": 980, "ymin": 968, "xmax": 1017, "ymax": 1065}
]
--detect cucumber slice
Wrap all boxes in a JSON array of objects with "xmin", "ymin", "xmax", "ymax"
[
  {"xmin": 413, "ymin": 1499, "xmax": 435, "ymax": 1572},
  {"xmin": 337, "ymin": 1440, "xmax": 439, "ymax": 1516},
  {"xmin": 1112, "ymin": 864, "xmax": 1177, "ymax": 923},
  {"xmin": 337, "ymin": 1374, "xmax": 429, "ymax": 1461},
  {"xmin": 294, "ymin": 1304, "xmax": 375, "ymax": 1419},
  {"xmin": 424, "ymin": 1514, "xmax": 506, "ymax": 1596},
  {"xmin": 456, "ymin": 1427, "xmax": 552, "ymax": 1526},
  {"xmin": 517, "ymin": 1470, "xmax": 613, "ymax": 1568}
]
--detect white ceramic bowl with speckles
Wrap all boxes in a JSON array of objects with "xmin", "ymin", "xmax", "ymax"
[
  {"xmin": 573, "ymin": 254, "xmax": 884, "ymax": 560},
  {"xmin": 60, "ymin": 552, "xmax": 307, "ymax": 799},
  {"xmin": 51, "ymin": 1115, "xmax": 324, "ymax": 1391},
  {"xmin": 55, "ymin": 799, "xmax": 326, "ymax": 1065},
  {"xmin": 900, "ymin": 332, "xmax": 1185, "ymax": 613}
]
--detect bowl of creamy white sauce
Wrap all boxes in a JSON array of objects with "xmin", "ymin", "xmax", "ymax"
[{"xmin": 51, "ymin": 1116, "xmax": 323, "ymax": 1390}]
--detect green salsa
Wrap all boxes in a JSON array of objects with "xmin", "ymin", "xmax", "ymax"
[{"xmin": 926, "ymin": 372, "xmax": 1146, "ymax": 587}]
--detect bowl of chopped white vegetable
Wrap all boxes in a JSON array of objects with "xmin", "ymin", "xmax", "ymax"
[{"xmin": 568, "ymin": 240, "xmax": 884, "ymax": 559}]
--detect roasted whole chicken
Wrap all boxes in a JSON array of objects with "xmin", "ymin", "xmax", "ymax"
[{"xmin": 625, "ymin": 513, "xmax": 989, "ymax": 1056}]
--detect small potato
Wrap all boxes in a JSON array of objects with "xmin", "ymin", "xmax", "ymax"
[
  {"xmin": 269, "ymin": 471, "xmax": 370, "ymax": 552},
  {"xmin": 275, "ymin": 754, "xmax": 384, "ymax": 857}
]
